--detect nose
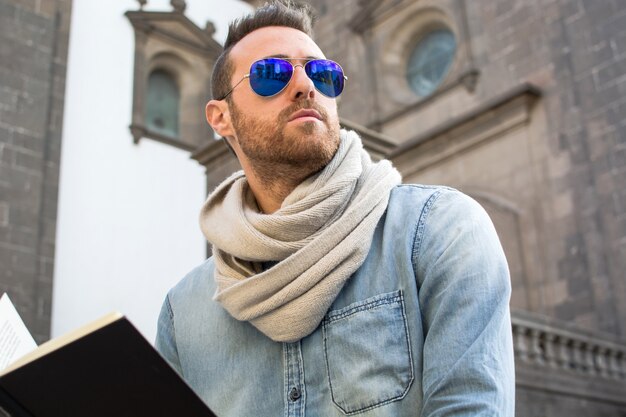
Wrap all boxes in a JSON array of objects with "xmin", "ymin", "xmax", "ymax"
[{"xmin": 288, "ymin": 64, "xmax": 315, "ymax": 101}]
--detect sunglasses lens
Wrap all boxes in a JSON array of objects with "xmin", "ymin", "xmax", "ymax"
[
  {"xmin": 306, "ymin": 60, "xmax": 345, "ymax": 98},
  {"xmin": 249, "ymin": 59, "xmax": 293, "ymax": 96}
]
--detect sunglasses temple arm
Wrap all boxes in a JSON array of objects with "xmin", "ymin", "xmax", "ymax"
[{"xmin": 217, "ymin": 74, "xmax": 250, "ymax": 101}]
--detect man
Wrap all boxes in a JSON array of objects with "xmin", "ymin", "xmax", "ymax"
[{"xmin": 156, "ymin": 1, "xmax": 515, "ymax": 416}]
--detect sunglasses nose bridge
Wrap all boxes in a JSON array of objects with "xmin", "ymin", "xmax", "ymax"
[
  {"xmin": 291, "ymin": 63, "xmax": 308, "ymax": 80},
  {"xmin": 287, "ymin": 62, "xmax": 316, "ymax": 98}
]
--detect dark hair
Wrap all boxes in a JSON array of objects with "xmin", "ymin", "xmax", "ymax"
[{"xmin": 211, "ymin": 0, "xmax": 316, "ymax": 101}]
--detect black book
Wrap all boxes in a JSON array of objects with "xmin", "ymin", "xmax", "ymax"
[{"xmin": 0, "ymin": 313, "xmax": 217, "ymax": 417}]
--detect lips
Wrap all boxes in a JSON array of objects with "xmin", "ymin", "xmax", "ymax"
[{"xmin": 288, "ymin": 109, "xmax": 322, "ymax": 122}]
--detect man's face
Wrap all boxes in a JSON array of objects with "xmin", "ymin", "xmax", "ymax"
[{"xmin": 226, "ymin": 26, "xmax": 341, "ymax": 173}]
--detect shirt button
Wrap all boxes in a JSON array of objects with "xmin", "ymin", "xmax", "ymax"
[{"xmin": 289, "ymin": 387, "xmax": 301, "ymax": 402}]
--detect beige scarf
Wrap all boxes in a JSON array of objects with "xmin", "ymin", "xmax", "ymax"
[{"xmin": 199, "ymin": 130, "xmax": 401, "ymax": 342}]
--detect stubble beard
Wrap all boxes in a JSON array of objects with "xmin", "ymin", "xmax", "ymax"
[{"xmin": 230, "ymin": 98, "xmax": 341, "ymax": 186}]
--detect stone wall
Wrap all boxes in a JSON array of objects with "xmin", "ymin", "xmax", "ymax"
[
  {"xmin": 467, "ymin": 0, "xmax": 626, "ymax": 341},
  {"xmin": 0, "ymin": 0, "xmax": 72, "ymax": 343},
  {"xmin": 309, "ymin": 0, "xmax": 626, "ymax": 338},
  {"xmin": 308, "ymin": 1, "xmax": 626, "ymax": 414}
]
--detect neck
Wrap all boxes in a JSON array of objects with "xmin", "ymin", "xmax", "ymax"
[{"xmin": 245, "ymin": 161, "xmax": 318, "ymax": 214}]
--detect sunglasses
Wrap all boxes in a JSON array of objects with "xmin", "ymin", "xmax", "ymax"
[{"xmin": 218, "ymin": 57, "xmax": 348, "ymax": 100}]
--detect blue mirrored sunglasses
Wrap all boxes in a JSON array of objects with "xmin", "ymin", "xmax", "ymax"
[{"xmin": 218, "ymin": 57, "xmax": 348, "ymax": 100}]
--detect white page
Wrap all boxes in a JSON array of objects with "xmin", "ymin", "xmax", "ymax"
[{"xmin": 0, "ymin": 293, "xmax": 38, "ymax": 372}]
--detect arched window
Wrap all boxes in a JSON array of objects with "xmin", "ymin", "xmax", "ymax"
[
  {"xmin": 145, "ymin": 69, "xmax": 179, "ymax": 137},
  {"xmin": 407, "ymin": 29, "xmax": 457, "ymax": 97}
]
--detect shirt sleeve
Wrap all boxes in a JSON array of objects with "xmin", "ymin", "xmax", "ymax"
[
  {"xmin": 155, "ymin": 293, "xmax": 184, "ymax": 376},
  {"xmin": 413, "ymin": 189, "xmax": 515, "ymax": 416}
]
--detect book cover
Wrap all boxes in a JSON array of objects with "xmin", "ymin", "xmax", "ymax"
[{"xmin": 0, "ymin": 294, "xmax": 217, "ymax": 417}]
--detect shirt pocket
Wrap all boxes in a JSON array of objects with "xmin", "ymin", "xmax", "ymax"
[{"xmin": 322, "ymin": 290, "xmax": 414, "ymax": 415}]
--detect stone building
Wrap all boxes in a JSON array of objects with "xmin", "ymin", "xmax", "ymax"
[
  {"xmin": 0, "ymin": 0, "xmax": 72, "ymax": 343},
  {"xmin": 206, "ymin": 0, "xmax": 626, "ymax": 415},
  {"xmin": 303, "ymin": 0, "xmax": 626, "ymax": 415},
  {"xmin": 1, "ymin": 0, "xmax": 625, "ymax": 415}
]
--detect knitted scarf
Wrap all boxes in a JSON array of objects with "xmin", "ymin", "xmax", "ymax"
[{"xmin": 199, "ymin": 130, "xmax": 401, "ymax": 342}]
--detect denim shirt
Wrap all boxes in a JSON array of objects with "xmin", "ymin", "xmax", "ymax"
[{"xmin": 156, "ymin": 185, "xmax": 515, "ymax": 417}]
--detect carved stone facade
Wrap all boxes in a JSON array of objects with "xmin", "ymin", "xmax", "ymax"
[
  {"xmin": 126, "ymin": 7, "xmax": 222, "ymax": 151},
  {"xmin": 305, "ymin": 0, "xmax": 626, "ymax": 414}
]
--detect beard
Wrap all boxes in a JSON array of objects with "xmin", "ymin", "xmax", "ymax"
[{"xmin": 229, "ymin": 98, "xmax": 341, "ymax": 181}]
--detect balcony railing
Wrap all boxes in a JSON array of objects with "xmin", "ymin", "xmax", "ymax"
[{"xmin": 512, "ymin": 310, "xmax": 626, "ymax": 405}]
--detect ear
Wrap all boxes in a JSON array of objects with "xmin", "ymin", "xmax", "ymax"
[{"xmin": 206, "ymin": 99, "xmax": 235, "ymax": 139}]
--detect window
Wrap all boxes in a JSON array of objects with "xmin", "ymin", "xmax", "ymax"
[
  {"xmin": 145, "ymin": 70, "xmax": 180, "ymax": 138},
  {"xmin": 407, "ymin": 29, "xmax": 456, "ymax": 97}
]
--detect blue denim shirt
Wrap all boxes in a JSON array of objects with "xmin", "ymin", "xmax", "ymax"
[{"xmin": 156, "ymin": 185, "xmax": 515, "ymax": 416}]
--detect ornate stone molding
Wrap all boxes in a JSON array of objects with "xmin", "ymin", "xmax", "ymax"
[
  {"xmin": 170, "ymin": 0, "xmax": 186, "ymax": 14},
  {"xmin": 125, "ymin": 10, "xmax": 221, "ymax": 55},
  {"xmin": 352, "ymin": 0, "xmax": 480, "ymax": 127},
  {"xmin": 190, "ymin": 138, "xmax": 232, "ymax": 167},
  {"xmin": 339, "ymin": 117, "xmax": 396, "ymax": 161},
  {"xmin": 388, "ymin": 83, "xmax": 541, "ymax": 176},
  {"xmin": 129, "ymin": 124, "xmax": 196, "ymax": 152}
]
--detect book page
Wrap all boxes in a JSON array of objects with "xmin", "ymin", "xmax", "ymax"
[
  {"xmin": 0, "ymin": 293, "xmax": 37, "ymax": 372},
  {"xmin": 1, "ymin": 311, "xmax": 123, "ymax": 376}
]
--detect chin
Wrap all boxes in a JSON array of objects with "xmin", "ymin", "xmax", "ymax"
[
  {"xmin": 289, "ymin": 120, "xmax": 321, "ymax": 136},
  {"xmin": 280, "ymin": 131, "xmax": 338, "ymax": 168}
]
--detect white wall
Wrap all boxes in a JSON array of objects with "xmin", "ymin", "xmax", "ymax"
[{"xmin": 52, "ymin": 0, "xmax": 251, "ymax": 341}]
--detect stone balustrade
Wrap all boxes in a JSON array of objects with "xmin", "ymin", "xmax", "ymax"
[{"xmin": 512, "ymin": 313, "xmax": 626, "ymax": 381}]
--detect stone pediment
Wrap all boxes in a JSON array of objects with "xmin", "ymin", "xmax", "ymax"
[
  {"xmin": 125, "ymin": 11, "xmax": 221, "ymax": 56},
  {"xmin": 125, "ymin": 7, "xmax": 221, "ymax": 151}
]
